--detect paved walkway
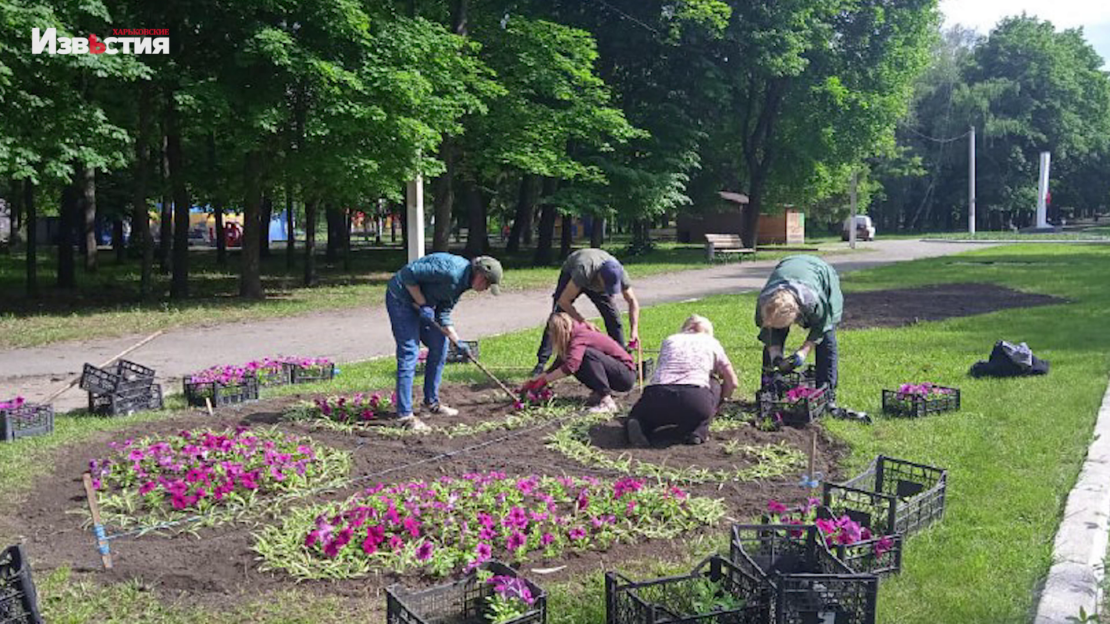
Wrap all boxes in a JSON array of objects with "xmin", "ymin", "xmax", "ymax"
[{"xmin": 0, "ymin": 240, "xmax": 989, "ymax": 411}]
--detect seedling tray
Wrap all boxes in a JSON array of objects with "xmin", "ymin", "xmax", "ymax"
[
  {"xmin": 285, "ymin": 362, "xmax": 336, "ymax": 385},
  {"xmin": 729, "ymin": 525, "xmax": 878, "ymax": 624},
  {"xmin": 0, "ymin": 544, "xmax": 44, "ymax": 624},
  {"xmin": 758, "ymin": 385, "xmax": 830, "ymax": 427},
  {"xmin": 881, "ymin": 386, "xmax": 960, "ymax": 418},
  {"xmin": 822, "ymin": 455, "xmax": 947, "ymax": 537},
  {"xmin": 89, "ymin": 382, "xmax": 163, "ymax": 417},
  {"xmin": 605, "ymin": 555, "xmax": 767, "ymax": 624},
  {"xmin": 386, "ymin": 560, "xmax": 545, "ymax": 624},
  {"xmin": 0, "ymin": 403, "xmax": 54, "ymax": 442},
  {"xmin": 183, "ymin": 376, "xmax": 260, "ymax": 408}
]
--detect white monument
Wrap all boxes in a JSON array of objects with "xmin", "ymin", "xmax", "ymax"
[
  {"xmin": 406, "ymin": 176, "xmax": 425, "ymax": 262},
  {"xmin": 1036, "ymin": 151, "xmax": 1051, "ymax": 229}
]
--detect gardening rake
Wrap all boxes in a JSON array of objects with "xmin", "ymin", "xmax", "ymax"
[{"xmin": 422, "ymin": 315, "xmax": 518, "ymax": 403}]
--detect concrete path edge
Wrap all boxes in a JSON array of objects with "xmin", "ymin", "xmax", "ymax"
[{"xmin": 1034, "ymin": 377, "xmax": 1110, "ymax": 622}]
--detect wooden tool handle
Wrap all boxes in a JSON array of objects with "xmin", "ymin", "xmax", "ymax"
[
  {"xmin": 43, "ymin": 330, "xmax": 164, "ymax": 404},
  {"xmin": 82, "ymin": 472, "xmax": 113, "ymax": 569}
]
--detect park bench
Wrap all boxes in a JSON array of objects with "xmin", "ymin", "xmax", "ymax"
[{"xmin": 704, "ymin": 233, "xmax": 756, "ymax": 262}]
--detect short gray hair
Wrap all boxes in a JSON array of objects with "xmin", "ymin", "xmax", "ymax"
[{"xmin": 681, "ymin": 315, "xmax": 714, "ymax": 336}]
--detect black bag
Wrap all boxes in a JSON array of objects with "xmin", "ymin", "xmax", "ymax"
[{"xmin": 969, "ymin": 341, "xmax": 1050, "ymax": 378}]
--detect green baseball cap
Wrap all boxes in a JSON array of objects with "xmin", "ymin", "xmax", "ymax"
[{"xmin": 473, "ymin": 256, "xmax": 503, "ymax": 295}]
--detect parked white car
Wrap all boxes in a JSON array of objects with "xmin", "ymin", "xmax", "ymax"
[{"xmin": 842, "ymin": 215, "xmax": 876, "ymax": 241}]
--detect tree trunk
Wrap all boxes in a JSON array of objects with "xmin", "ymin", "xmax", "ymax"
[
  {"xmin": 741, "ymin": 177, "xmax": 766, "ymax": 249},
  {"xmin": 82, "ymin": 166, "xmax": 98, "ymax": 272},
  {"xmin": 7, "ymin": 180, "xmax": 22, "ymax": 254},
  {"xmin": 214, "ymin": 201, "xmax": 226, "ymax": 266},
  {"xmin": 207, "ymin": 133, "xmax": 227, "ymax": 267},
  {"xmin": 114, "ymin": 219, "xmax": 126, "ymax": 263},
  {"xmin": 532, "ymin": 178, "xmax": 558, "ymax": 266},
  {"xmin": 24, "ymin": 181, "xmax": 37, "ymax": 297},
  {"xmin": 133, "ymin": 83, "xmax": 154, "ymax": 299},
  {"xmin": 343, "ymin": 208, "xmax": 352, "ymax": 271},
  {"xmin": 285, "ymin": 184, "xmax": 295, "ymax": 270},
  {"xmin": 58, "ymin": 179, "xmax": 78, "ymax": 289},
  {"xmin": 506, "ymin": 175, "xmax": 537, "ymax": 253},
  {"xmin": 260, "ymin": 195, "xmax": 273, "ymax": 257},
  {"xmin": 590, "ymin": 216, "xmax": 605, "ymax": 248},
  {"xmin": 560, "ymin": 214, "xmax": 573, "ymax": 259},
  {"xmin": 166, "ymin": 89, "xmax": 190, "ymax": 299},
  {"xmin": 304, "ymin": 198, "xmax": 318, "ymax": 286},
  {"xmin": 159, "ymin": 134, "xmax": 172, "ymax": 274},
  {"xmin": 432, "ymin": 147, "xmax": 454, "ymax": 252},
  {"xmin": 325, "ymin": 204, "xmax": 340, "ymax": 263},
  {"xmin": 240, "ymin": 151, "xmax": 264, "ymax": 299},
  {"xmin": 462, "ymin": 179, "xmax": 489, "ymax": 256}
]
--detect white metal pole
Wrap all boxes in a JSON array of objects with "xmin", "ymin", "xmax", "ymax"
[
  {"xmin": 969, "ymin": 126, "xmax": 976, "ymax": 234},
  {"xmin": 848, "ymin": 170, "xmax": 858, "ymax": 249},
  {"xmin": 406, "ymin": 175, "xmax": 425, "ymax": 262},
  {"xmin": 1036, "ymin": 151, "xmax": 1051, "ymax": 229}
]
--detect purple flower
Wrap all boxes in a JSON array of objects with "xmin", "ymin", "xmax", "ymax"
[
  {"xmin": 506, "ymin": 531, "xmax": 527, "ymax": 550},
  {"xmin": 767, "ymin": 499, "xmax": 788, "ymax": 514},
  {"xmin": 416, "ymin": 541, "xmax": 435, "ymax": 561}
]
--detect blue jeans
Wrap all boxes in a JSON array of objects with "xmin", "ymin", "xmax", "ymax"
[{"xmin": 386, "ymin": 292, "xmax": 448, "ymax": 416}]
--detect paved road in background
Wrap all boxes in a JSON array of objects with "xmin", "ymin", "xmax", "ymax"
[{"xmin": 0, "ymin": 240, "xmax": 991, "ymax": 411}]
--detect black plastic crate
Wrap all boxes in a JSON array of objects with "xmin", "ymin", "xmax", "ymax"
[
  {"xmin": 822, "ymin": 455, "xmax": 947, "ymax": 537},
  {"xmin": 760, "ymin": 367, "xmax": 818, "ymax": 397},
  {"xmin": 285, "ymin": 362, "xmax": 336, "ymax": 385},
  {"xmin": 114, "ymin": 359, "xmax": 156, "ymax": 386},
  {"xmin": 386, "ymin": 560, "xmax": 545, "ymax": 624},
  {"xmin": 446, "ymin": 340, "xmax": 480, "ymax": 364},
  {"xmin": 827, "ymin": 533, "xmax": 904, "ymax": 578},
  {"xmin": 182, "ymin": 376, "xmax": 260, "ymax": 408},
  {"xmin": 639, "ymin": 357, "xmax": 654, "ymax": 381},
  {"xmin": 881, "ymin": 386, "xmax": 960, "ymax": 418},
  {"xmin": 79, "ymin": 363, "xmax": 120, "ymax": 394},
  {"xmin": 606, "ymin": 555, "xmax": 768, "ymax": 624},
  {"xmin": 729, "ymin": 525, "xmax": 878, "ymax": 624},
  {"xmin": 0, "ymin": 403, "xmax": 54, "ymax": 442},
  {"xmin": 758, "ymin": 385, "xmax": 830, "ymax": 427},
  {"xmin": 89, "ymin": 382, "xmax": 163, "ymax": 417},
  {"xmin": 0, "ymin": 544, "xmax": 44, "ymax": 624}
]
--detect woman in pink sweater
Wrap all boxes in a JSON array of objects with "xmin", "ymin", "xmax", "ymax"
[
  {"xmin": 524, "ymin": 312, "xmax": 635, "ymax": 413},
  {"xmin": 625, "ymin": 315, "xmax": 738, "ymax": 446}
]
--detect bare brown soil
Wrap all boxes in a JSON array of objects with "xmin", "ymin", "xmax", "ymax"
[{"xmin": 2, "ymin": 281, "xmax": 1061, "ymax": 613}]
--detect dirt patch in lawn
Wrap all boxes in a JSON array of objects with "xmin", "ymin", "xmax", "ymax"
[
  {"xmin": 840, "ymin": 282, "xmax": 1063, "ymax": 330},
  {"xmin": 5, "ymin": 380, "xmax": 846, "ymax": 614}
]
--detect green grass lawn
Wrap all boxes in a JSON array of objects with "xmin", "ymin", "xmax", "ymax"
[
  {"xmin": 0, "ymin": 241, "xmax": 852, "ymax": 350},
  {"xmin": 924, "ymin": 231, "xmax": 1110, "ymax": 241},
  {"xmin": 3, "ymin": 243, "xmax": 1107, "ymax": 623}
]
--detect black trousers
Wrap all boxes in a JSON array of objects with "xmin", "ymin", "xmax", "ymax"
[
  {"xmin": 761, "ymin": 327, "xmax": 839, "ymax": 400},
  {"xmin": 536, "ymin": 270, "xmax": 625, "ymax": 369},
  {"xmin": 572, "ymin": 348, "xmax": 636, "ymax": 396},
  {"xmin": 628, "ymin": 380, "xmax": 723, "ymax": 441}
]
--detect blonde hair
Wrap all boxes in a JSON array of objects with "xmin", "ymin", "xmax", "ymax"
[
  {"xmin": 761, "ymin": 288, "xmax": 799, "ymax": 329},
  {"xmin": 681, "ymin": 314, "xmax": 714, "ymax": 336},
  {"xmin": 547, "ymin": 312, "xmax": 575, "ymax": 360}
]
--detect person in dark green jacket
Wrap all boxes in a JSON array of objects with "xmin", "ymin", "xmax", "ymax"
[
  {"xmin": 755, "ymin": 255, "xmax": 843, "ymax": 401},
  {"xmin": 386, "ymin": 253, "xmax": 503, "ymax": 429}
]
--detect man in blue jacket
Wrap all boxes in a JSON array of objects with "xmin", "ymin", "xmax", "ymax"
[{"xmin": 386, "ymin": 253, "xmax": 503, "ymax": 429}]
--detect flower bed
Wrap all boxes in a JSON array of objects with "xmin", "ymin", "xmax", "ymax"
[
  {"xmin": 605, "ymin": 555, "xmax": 767, "ymax": 624},
  {"xmin": 547, "ymin": 413, "xmax": 805, "ymax": 484},
  {"xmin": 0, "ymin": 397, "xmax": 54, "ymax": 442},
  {"xmin": 822, "ymin": 455, "xmax": 947, "ymax": 537},
  {"xmin": 881, "ymin": 383, "xmax": 960, "ymax": 418},
  {"xmin": 88, "ymin": 427, "xmax": 350, "ymax": 530},
  {"xmin": 758, "ymin": 385, "xmax": 829, "ymax": 428},
  {"xmin": 255, "ymin": 472, "xmax": 725, "ymax": 580},
  {"xmin": 386, "ymin": 561, "xmax": 546, "ymax": 624},
  {"xmin": 729, "ymin": 524, "xmax": 879, "ymax": 624}
]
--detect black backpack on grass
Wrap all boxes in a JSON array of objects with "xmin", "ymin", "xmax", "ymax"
[{"xmin": 969, "ymin": 340, "xmax": 1050, "ymax": 378}]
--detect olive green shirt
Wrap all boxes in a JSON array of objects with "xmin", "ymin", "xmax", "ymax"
[
  {"xmin": 755, "ymin": 255, "xmax": 843, "ymax": 344},
  {"xmin": 561, "ymin": 249, "xmax": 632, "ymax": 294}
]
